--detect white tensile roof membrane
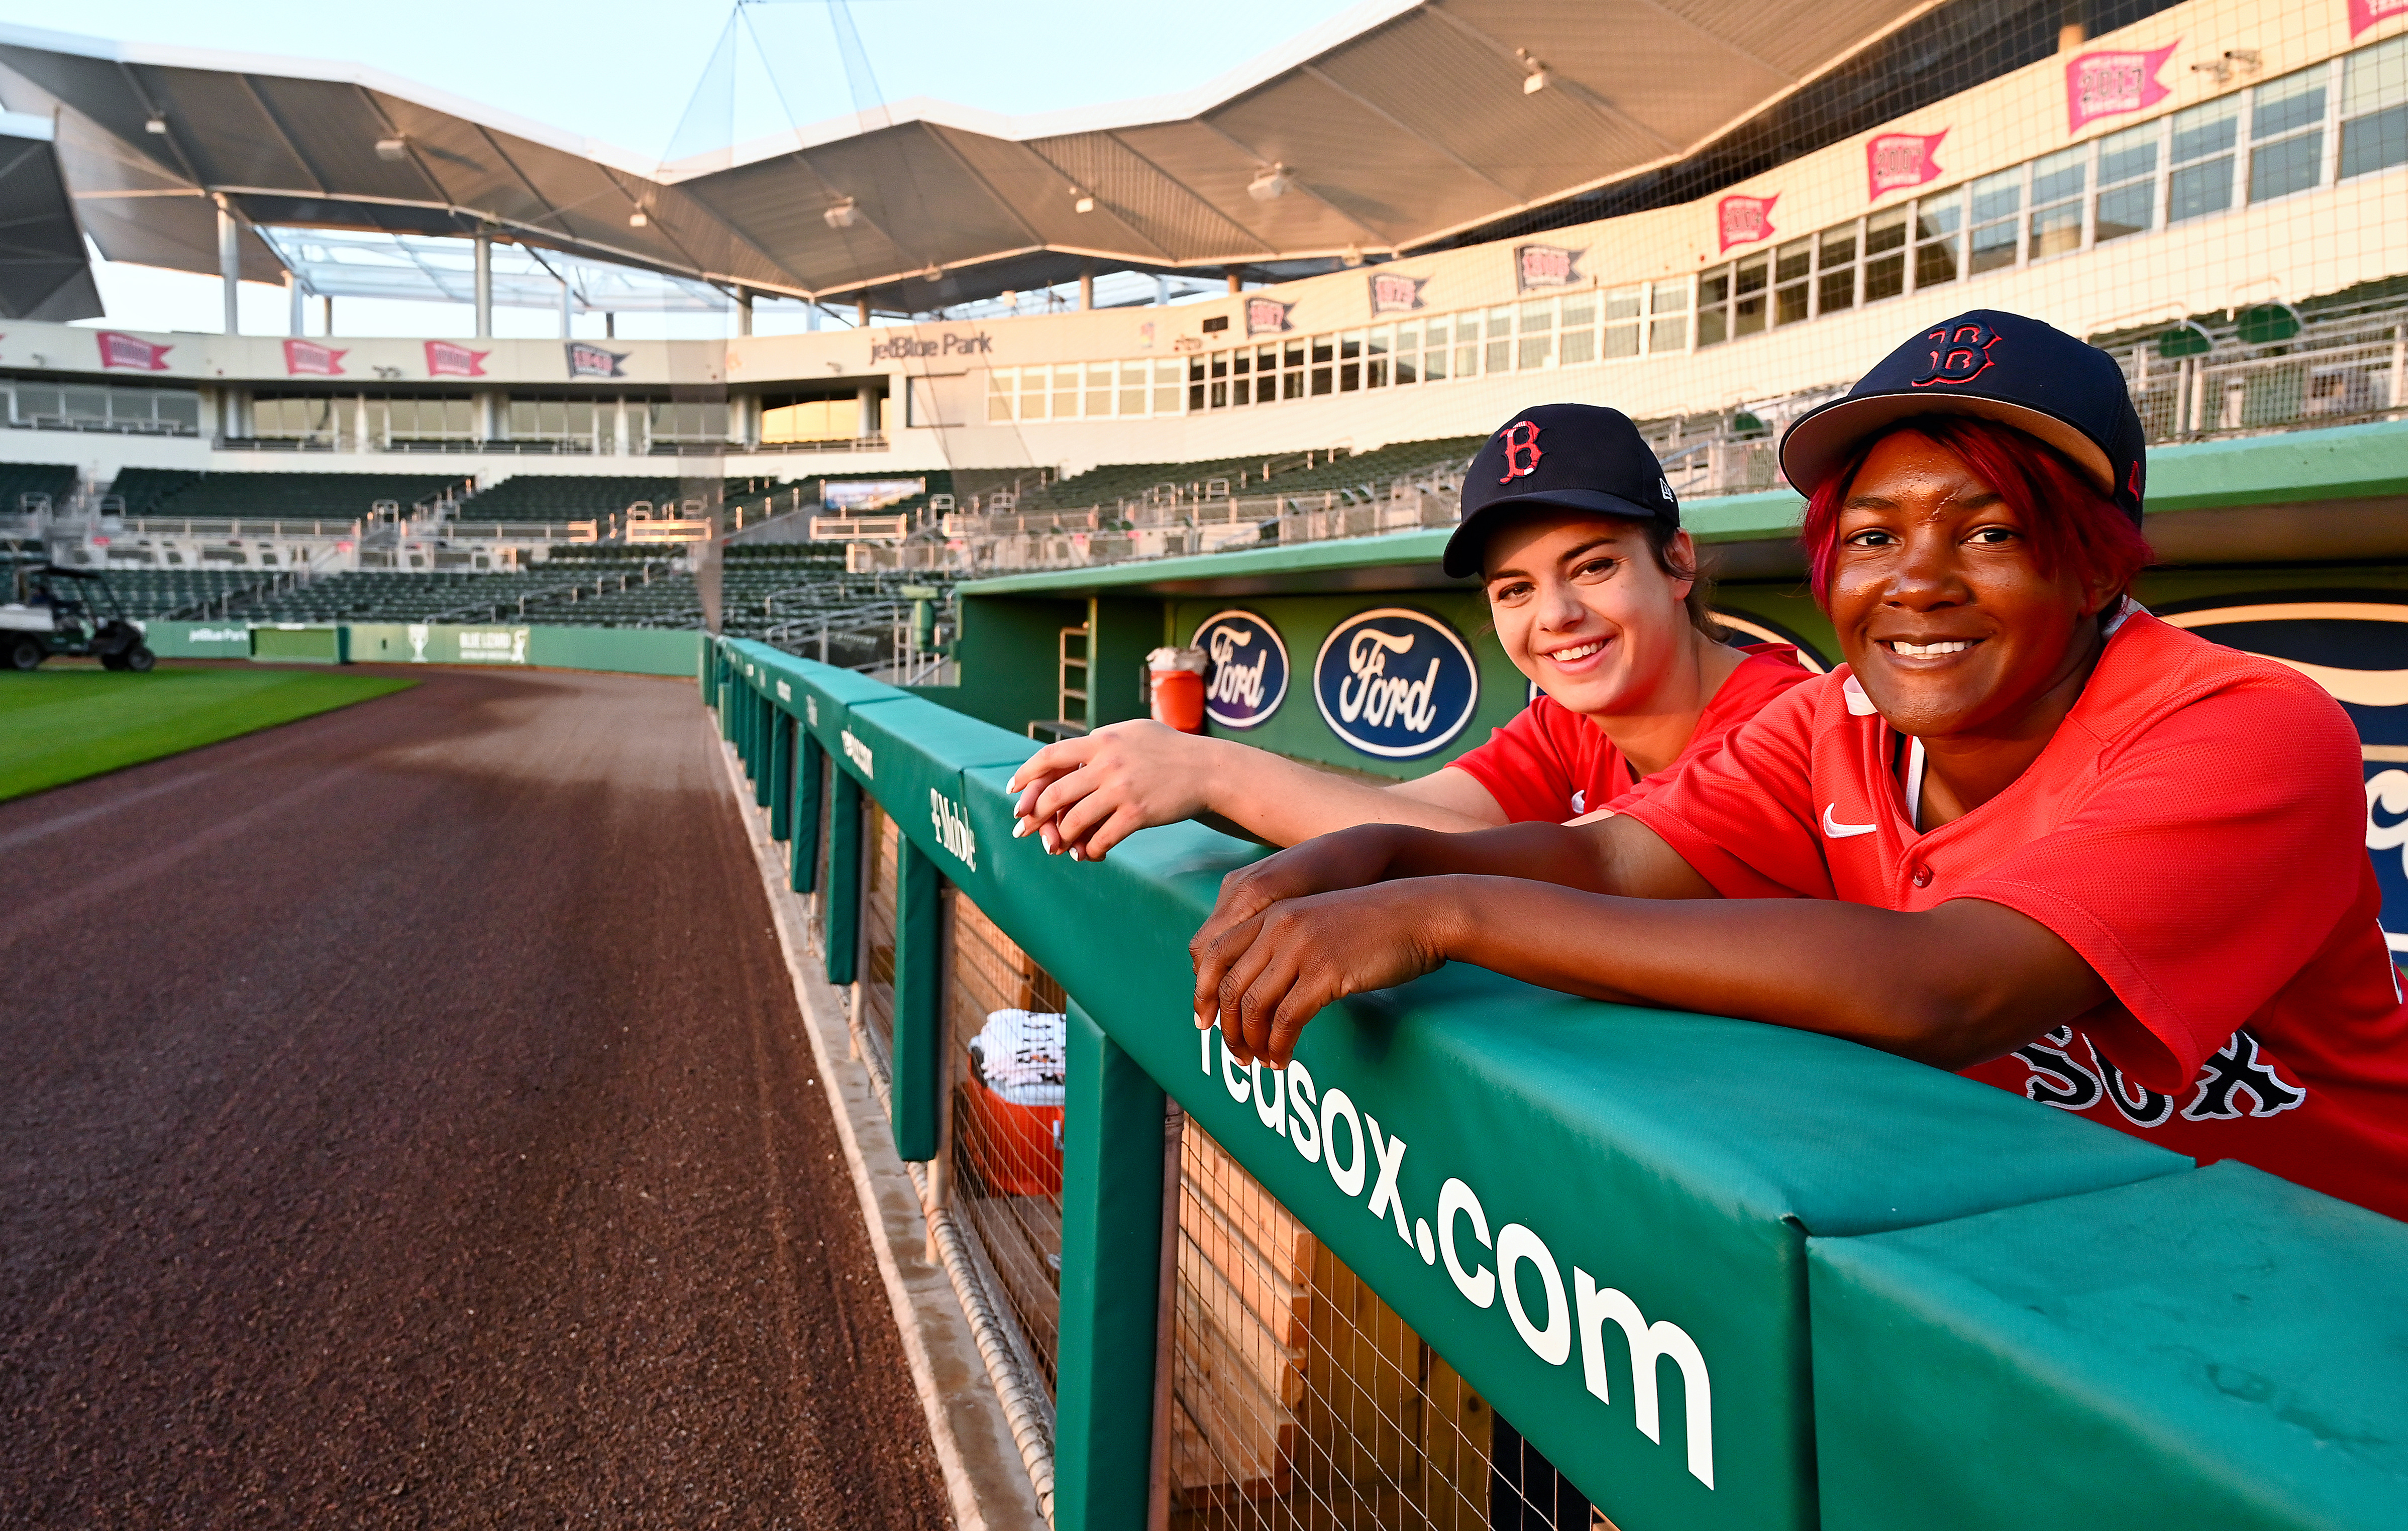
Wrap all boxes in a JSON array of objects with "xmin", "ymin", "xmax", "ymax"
[{"xmin": 0, "ymin": 2, "xmax": 1943, "ymax": 313}]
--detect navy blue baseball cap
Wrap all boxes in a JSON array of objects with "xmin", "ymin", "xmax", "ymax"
[
  {"xmin": 1778, "ymin": 309, "xmax": 2146, "ymax": 524},
  {"xmin": 1444, "ymin": 403, "xmax": 1678, "ymax": 578}
]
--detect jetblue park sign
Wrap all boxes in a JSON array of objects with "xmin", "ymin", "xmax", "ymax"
[{"xmin": 870, "ymin": 331, "xmax": 993, "ymax": 364}]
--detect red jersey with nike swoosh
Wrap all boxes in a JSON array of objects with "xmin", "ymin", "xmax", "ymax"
[
  {"xmin": 1620, "ymin": 611, "xmax": 2408, "ymax": 1222},
  {"xmin": 1449, "ymin": 644, "xmax": 1811, "ymax": 822}
]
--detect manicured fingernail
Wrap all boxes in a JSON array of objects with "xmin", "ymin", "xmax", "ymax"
[
  {"xmin": 1069, "ymin": 846, "xmax": 1082, "ymax": 861},
  {"xmin": 1195, "ymin": 1010, "xmax": 1213, "ymax": 1030},
  {"xmin": 1011, "ymin": 819, "xmax": 1028, "ymax": 837}
]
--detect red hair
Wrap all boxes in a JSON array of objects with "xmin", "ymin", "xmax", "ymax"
[{"xmin": 1799, "ymin": 414, "xmax": 2153, "ymax": 610}]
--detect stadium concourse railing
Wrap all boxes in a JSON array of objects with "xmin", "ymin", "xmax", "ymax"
[{"xmin": 705, "ymin": 638, "xmax": 2408, "ymax": 1531}]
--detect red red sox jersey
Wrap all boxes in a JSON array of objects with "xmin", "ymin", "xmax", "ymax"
[
  {"xmin": 1449, "ymin": 645, "xmax": 1811, "ymax": 823},
  {"xmin": 1623, "ymin": 610, "xmax": 2408, "ymax": 1222}
]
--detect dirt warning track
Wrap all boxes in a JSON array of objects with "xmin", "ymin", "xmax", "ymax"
[{"xmin": 0, "ymin": 667, "xmax": 950, "ymax": 1529}]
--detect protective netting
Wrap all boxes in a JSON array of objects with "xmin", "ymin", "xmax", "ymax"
[
  {"xmin": 1170, "ymin": 1124, "xmax": 1587, "ymax": 1530},
  {"xmin": 946, "ymin": 894, "xmax": 1068, "ymax": 1393}
]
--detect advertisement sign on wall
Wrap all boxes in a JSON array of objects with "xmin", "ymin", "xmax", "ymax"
[
  {"xmin": 1313, "ymin": 608, "xmax": 1480, "ymax": 758},
  {"xmin": 1190, "ymin": 609, "xmax": 1290, "ymax": 729},
  {"xmin": 283, "ymin": 339, "xmax": 347, "ymax": 376},
  {"xmin": 1514, "ymin": 245, "xmax": 1583, "ymax": 291}
]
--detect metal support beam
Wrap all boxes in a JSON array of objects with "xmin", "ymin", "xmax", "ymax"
[
  {"xmin": 857, "ymin": 381, "xmax": 882, "ymax": 438},
  {"xmin": 559, "ymin": 274, "xmax": 573, "ymax": 338},
  {"xmin": 889, "ymin": 838, "xmax": 945, "ymax": 1161},
  {"xmin": 286, "ymin": 271, "xmax": 303, "ymax": 337},
  {"xmin": 857, "ymin": 296, "xmax": 871, "ymax": 329},
  {"xmin": 736, "ymin": 286, "xmax": 754, "ymax": 336},
  {"xmin": 473, "ymin": 237, "xmax": 497, "ymax": 338},
  {"xmin": 1055, "ymin": 1001, "xmax": 1168, "ymax": 1531},
  {"xmin": 218, "ymin": 201, "xmax": 241, "ymax": 336},
  {"xmin": 1079, "ymin": 263, "xmax": 1095, "ymax": 311}
]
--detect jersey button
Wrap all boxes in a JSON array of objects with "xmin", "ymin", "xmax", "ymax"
[{"xmin": 1911, "ymin": 865, "xmax": 1933, "ymax": 889}]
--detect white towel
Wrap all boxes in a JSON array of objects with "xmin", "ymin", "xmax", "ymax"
[{"xmin": 970, "ymin": 1009, "xmax": 1067, "ymax": 1107}]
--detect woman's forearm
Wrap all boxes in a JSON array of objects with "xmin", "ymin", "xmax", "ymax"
[
  {"xmin": 1426, "ymin": 877, "xmax": 2108, "ymax": 1068},
  {"xmin": 1202, "ymin": 750, "xmax": 1497, "ymax": 846}
]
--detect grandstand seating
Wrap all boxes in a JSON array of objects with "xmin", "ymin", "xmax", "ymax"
[
  {"xmin": 234, "ymin": 571, "xmax": 536, "ymax": 624},
  {"xmin": 94, "ymin": 568, "xmax": 276, "ymax": 618},
  {"xmin": 0, "ymin": 462, "xmax": 78, "ymax": 513},
  {"xmin": 111, "ymin": 469, "xmax": 467, "ymax": 523},
  {"xmin": 996, "ymin": 437, "xmax": 1483, "ymax": 522}
]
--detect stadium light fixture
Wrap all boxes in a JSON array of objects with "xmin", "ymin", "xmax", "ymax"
[
  {"xmin": 1516, "ymin": 48, "xmax": 1549, "ymax": 93},
  {"xmin": 628, "ymin": 209, "xmax": 650, "ymax": 228},
  {"xmin": 1342, "ymin": 245, "xmax": 1364, "ymax": 267},
  {"xmin": 143, "ymin": 116, "xmax": 168, "ymax": 135},
  {"xmin": 1247, "ymin": 164, "xmax": 1292, "ymax": 202},
  {"xmin": 824, "ymin": 198, "xmax": 860, "ymax": 230},
  {"xmin": 1071, "ymin": 187, "xmax": 1096, "ymax": 214},
  {"xmin": 374, "ymin": 137, "xmax": 408, "ymax": 161}
]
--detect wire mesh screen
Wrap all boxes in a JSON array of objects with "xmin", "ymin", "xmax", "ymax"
[
  {"xmin": 858, "ymin": 804, "xmax": 898, "ymax": 1068},
  {"xmin": 945, "ymin": 895, "xmax": 1069, "ymax": 1394},
  {"xmin": 1170, "ymin": 1126, "xmax": 1595, "ymax": 1530}
]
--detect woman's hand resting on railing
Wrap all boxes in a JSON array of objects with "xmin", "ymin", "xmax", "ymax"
[
  {"xmin": 1192, "ymin": 877, "xmax": 1462, "ymax": 1069},
  {"xmin": 1008, "ymin": 721, "xmax": 1220, "ymax": 861}
]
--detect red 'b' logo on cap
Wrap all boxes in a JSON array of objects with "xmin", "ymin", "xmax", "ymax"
[
  {"xmin": 1911, "ymin": 321, "xmax": 2001, "ymax": 386},
  {"xmin": 1498, "ymin": 420, "xmax": 1543, "ymax": 482}
]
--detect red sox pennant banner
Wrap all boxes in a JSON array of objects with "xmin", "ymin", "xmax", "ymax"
[
  {"xmin": 96, "ymin": 331, "xmax": 171, "ymax": 371},
  {"xmin": 2352, "ymin": 0, "xmax": 2408, "ymax": 38},
  {"xmin": 2065, "ymin": 42, "xmax": 2177, "ymax": 132},
  {"xmin": 1245, "ymin": 297, "xmax": 1291, "ymax": 336},
  {"xmin": 1866, "ymin": 130, "xmax": 1947, "ymax": 200},
  {"xmin": 283, "ymin": 339, "xmax": 347, "ymax": 377},
  {"xmin": 1716, "ymin": 194, "xmax": 1778, "ymax": 252},
  {"xmin": 1368, "ymin": 271, "xmax": 1424, "ymax": 313},
  {"xmin": 1515, "ymin": 244, "xmax": 1582, "ymax": 291},
  {"xmin": 426, "ymin": 340, "xmax": 488, "ymax": 378},
  {"xmin": 565, "ymin": 342, "xmax": 627, "ymax": 379}
]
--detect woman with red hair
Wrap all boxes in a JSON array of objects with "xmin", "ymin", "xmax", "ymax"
[{"xmin": 1187, "ymin": 309, "xmax": 2408, "ymax": 1222}]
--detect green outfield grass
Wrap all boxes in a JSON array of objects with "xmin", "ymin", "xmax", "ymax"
[{"xmin": 0, "ymin": 666, "xmax": 414, "ymax": 801}]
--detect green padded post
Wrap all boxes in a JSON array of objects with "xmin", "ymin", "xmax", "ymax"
[
  {"xmin": 768, "ymin": 711, "xmax": 794, "ymax": 841},
  {"xmin": 823, "ymin": 768, "xmax": 862, "ymax": 986},
  {"xmin": 1055, "ymin": 1000, "xmax": 1168, "ymax": 1531},
  {"xmin": 718, "ymin": 653, "xmax": 736, "ymax": 739},
  {"xmin": 790, "ymin": 736, "xmax": 823, "ymax": 894},
  {"xmin": 753, "ymin": 691, "xmax": 776, "ymax": 809},
  {"xmin": 888, "ymin": 839, "xmax": 945, "ymax": 1162}
]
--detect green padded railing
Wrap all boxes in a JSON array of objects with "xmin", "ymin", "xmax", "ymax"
[{"xmin": 707, "ymin": 636, "xmax": 2408, "ymax": 1531}]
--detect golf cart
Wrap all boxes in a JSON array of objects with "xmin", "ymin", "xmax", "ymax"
[{"xmin": 1, "ymin": 562, "xmax": 156, "ymax": 672}]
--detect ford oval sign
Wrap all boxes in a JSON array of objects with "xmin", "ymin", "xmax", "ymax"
[
  {"xmin": 1314, "ymin": 607, "xmax": 1480, "ymax": 758},
  {"xmin": 1191, "ymin": 609, "xmax": 1289, "ymax": 729}
]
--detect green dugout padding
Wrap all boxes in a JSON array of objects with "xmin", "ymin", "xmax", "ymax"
[
  {"xmin": 713, "ymin": 640, "xmax": 2202, "ymax": 1531},
  {"xmin": 1808, "ymin": 1161, "xmax": 2408, "ymax": 1530},
  {"xmin": 250, "ymin": 624, "xmax": 345, "ymax": 663}
]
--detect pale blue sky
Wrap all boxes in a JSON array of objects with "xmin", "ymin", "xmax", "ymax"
[{"xmin": 0, "ymin": 0, "xmax": 1364, "ymax": 334}]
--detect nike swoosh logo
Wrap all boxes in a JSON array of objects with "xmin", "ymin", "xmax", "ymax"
[{"xmin": 1822, "ymin": 804, "xmax": 1878, "ymax": 839}]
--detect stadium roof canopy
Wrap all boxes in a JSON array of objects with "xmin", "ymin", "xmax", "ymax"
[
  {"xmin": 0, "ymin": 2, "xmax": 1947, "ymax": 316},
  {"xmin": 0, "ymin": 107, "xmax": 102, "ymax": 320}
]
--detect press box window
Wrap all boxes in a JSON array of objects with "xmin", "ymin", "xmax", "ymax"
[
  {"xmin": 1516, "ymin": 301, "xmax": 1553, "ymax": 370},
  {"xmin": 1153, "ymin": 361, "xmax": 1183, "ymax": 414},
  {"xmin": 2250, "ymin": 65, "xmax": 2329, "ymax": 203},
  {"xmin": 1648, "ymin": 280, "xmax": 1689, "ymax": 353},
  {"xmin": 1696, "ymin": 268, "xmax": 1730, "ymax": 348},
  {"xmin": 1557, "ymin": 294, "xmax": 1597, "ymax": 366},
  {"xmin": 1392, "ymin": 322, "xmax": 1421, "ymax": 384},
  {"xmin": 1969, "ymin": 168, "xmax": 2023, "ymax": 273},
  {"xmin": 1862, "ymin": 209, "xmax": 1907, "ymax": 301},
  {"xmin": 1339, "ymin": 330, "xmax": 1364, "ymax": 392},
  {"xmin": 1604, "ymin": 286, "xmax": 1642, "ymax": 358},
  {"xmin": 1484, "ymin": 307, "xmax": 1514, "ymax": 374},
  {"xmin": 2169, "ymin": 97, "xmax": 2240, "ymax": 223},
  {"xmin": 2341, "ymin": 33, "xmax": 2408, "ymax": 179},
  {"xmin": 2092, "ymin": 122, "xmax": 2160, "ymax": 244},
  {"xmin": 1913, "ymin": 191, "xmax": 1962, "ymax": 288},
  {"xmin": 2027, "ymin": 146, "xmax": 2087, "ymax": 259},
  {"xmin": 1773, "ymin": 239, "xmax": 1812, "ymax": 325},
  {"xmin": 1310, "ymin": 335, "xmax": 1335, "ymax": 395},
  {"xmin": 1733, "ymin": 253, "xmax": 1768, "ymax": 337},
  {"xmin": 1367, "ymin": 327, "xmax": 1393, "ymax": 387},
  {"xmin": 1816, "ymin": 224, "xmax": 1857, "ymax": 315}
]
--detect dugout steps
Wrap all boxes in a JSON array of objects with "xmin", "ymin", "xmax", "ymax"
[{"xmin": 712, "ymin": 638, "xmax": 2408, "ymax": 1531}]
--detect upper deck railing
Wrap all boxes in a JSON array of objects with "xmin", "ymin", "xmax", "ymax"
[{"xmin": 705, "ymin": 637, "xmax": 2408, "ymax": 1531}]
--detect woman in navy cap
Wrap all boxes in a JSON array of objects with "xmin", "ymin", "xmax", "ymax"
[
  {"xmin": 1007, "ymin": 402, "xmax": 1810, "ymax": 858},
  {"xmin": 1189, "ymin": 309, "xmax": 2408, "ymax": 1222}
]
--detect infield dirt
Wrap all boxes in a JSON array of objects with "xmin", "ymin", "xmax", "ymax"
[{"xmin": 0, "ymin": 666, "xmax": 951, "ymax": 1528}]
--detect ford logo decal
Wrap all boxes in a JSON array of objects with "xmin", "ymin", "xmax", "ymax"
[
  {"xmin": 1313, "ymin": 607, "xmax": 1480, "ymax": 759},
  {"xmin": 1191, "ymin": 609, "xmax": 1289, "ymax": 729}
]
